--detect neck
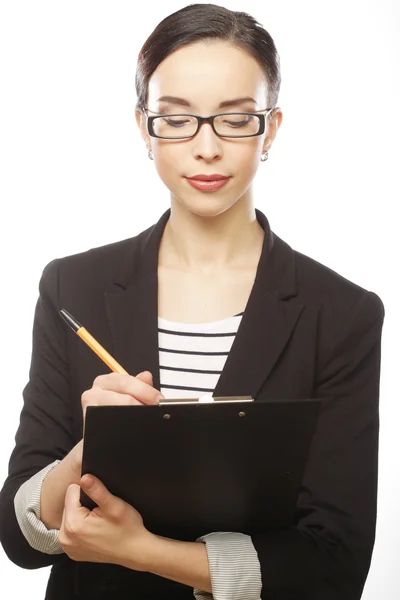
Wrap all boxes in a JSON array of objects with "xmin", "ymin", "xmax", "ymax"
[{"xmin": 159, "ymin": 193, "xmax": 265, "ymax": 274}]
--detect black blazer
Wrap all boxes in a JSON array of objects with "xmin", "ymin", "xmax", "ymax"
[{"xmin": 0, "ymin": 208, "xmax": 384, "ymax": 600}]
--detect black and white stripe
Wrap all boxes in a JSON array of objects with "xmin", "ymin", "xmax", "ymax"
[
  {"xmin": 194, "ymin": 532, "xmax": 262, "ymax": 600},
  {"xmin": 158, "ymin": 312, "xmax": 243, "ymax": 397}
]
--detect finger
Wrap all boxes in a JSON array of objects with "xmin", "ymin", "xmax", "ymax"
[
  {"xmin": 80, "ymin": 475, "xmax": 124, "ymax": 519},
  {"xmin": 92, "ymin": 373, "xmax": 164, "ymax": 405},
  {"xmin": 64, "ymin": 483, "xmax": 83, "ymax": 510},
  {"xmin": 82, "ymin": 388, "xmax": 144, "ymax": 411},
  {"xmin": 136, "ymin": 371, "xmax": 153, "ymax": 386},
  {"xmin": 62, "ymin": 484, "xmax": 90, "ymax": 537},
  {"xmin": 82, "ymin": 390, "xmax": 142, "ymax": 421}
]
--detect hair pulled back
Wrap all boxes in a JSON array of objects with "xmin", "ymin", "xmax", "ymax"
[{"xmin": 135, "ymin": 4, "xmax": 281, "ymax": 111}]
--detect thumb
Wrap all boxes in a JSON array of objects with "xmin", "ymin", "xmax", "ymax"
[
  {"xmin": 136, "ymin": 371, "xmax": 153, "ymax": 385},
  {"xmin": 80, "ymin": 475, "xmax": 120, "ymax": 515}
]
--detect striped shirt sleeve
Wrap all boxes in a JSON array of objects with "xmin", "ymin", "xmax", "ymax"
[
  {"xmin": 193, "ymin": 532, "xmax": 262, "ymax": 600},
  {"xmin": 13, "ymin": 461, "xmax": 64, "ymax": 554}
]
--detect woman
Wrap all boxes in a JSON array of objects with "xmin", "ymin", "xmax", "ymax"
[{"xmin": 0, "ymin": 4, "xmax": 384, "ymax": 600}]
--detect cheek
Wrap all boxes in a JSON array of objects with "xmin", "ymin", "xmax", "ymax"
[
  {"xmin": 226, "ymin": 141, "xmax": 263, "ymax": 185},
  {"xmin": 235, "ymin": 145, "xmax": 262, "ymax": 177},
  {"xmin": 152, "ymin": 145, "xmax": 185, "ymax": 184}
]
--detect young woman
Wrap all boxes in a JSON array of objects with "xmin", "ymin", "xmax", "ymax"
[{"xmin": 0, "ymin": 4, "xmax": 384, "ymax": 600}]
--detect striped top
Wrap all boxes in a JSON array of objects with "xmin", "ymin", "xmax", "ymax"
[
  {"xmin": 14, "ymin": 312, "xmax": 262, "ymax": 600},
  {"xmin": 158, "ymin": 311, "xmax": 244, "ymax": 398}
]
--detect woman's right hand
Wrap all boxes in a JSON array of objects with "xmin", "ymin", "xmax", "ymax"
[
  {"xmin": 81, "ymin": 371, "xmax": 164, "ymax": 423},
  {"xmin": 41, "ymin": 373, "xmax": 164, "ymax": 531}
]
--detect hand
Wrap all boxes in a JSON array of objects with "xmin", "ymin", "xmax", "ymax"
[
  {"xmin": 81, "ymin": 371, "xmax": 164, "ymax": 422},
  {"xmin": 59, "ymin": 474, "xmax": 155, "ymax": 569}
]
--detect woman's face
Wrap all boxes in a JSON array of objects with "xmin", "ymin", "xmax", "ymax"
[{"xmin": 136, "ymin": 40, "xmax": 282, "ymax": 218}]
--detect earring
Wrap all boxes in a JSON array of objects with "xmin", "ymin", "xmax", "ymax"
[
  {"xmin": 261, "ymin": 150, "xmax": 269, "ymax": 162},
  {"xmin": 148, "ymin": 149, "xmax": 153, "ymax": 160}
]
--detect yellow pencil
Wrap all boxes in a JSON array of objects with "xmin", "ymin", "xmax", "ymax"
[{"xmin": 59, "ymin": 308, "xmax": 128, "ymax": 374}]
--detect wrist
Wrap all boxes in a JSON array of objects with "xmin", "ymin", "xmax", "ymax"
[
  {"xmin": 66, "ymin": 439, "xmax": 83, "ymax": 481},
  {"xmin": 121, "ymin": 530, "xmax": 159, "ymax": 572},
  {"xmin": 123, "ymin": 534, "xmax": 211, "ymax": 592}
]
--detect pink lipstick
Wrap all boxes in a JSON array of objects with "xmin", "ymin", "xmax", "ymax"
[{"xmin": 185, "ymin": 174, "xmax": 231, "ymax": 192}]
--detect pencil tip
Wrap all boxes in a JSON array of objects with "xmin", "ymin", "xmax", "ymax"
[{"xmin": 59, "ymin": 309, "xmax": 82, "ymax": 332}]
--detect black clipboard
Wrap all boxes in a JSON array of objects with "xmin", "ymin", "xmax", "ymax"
[{"xmin": 81, "ymin": 398, "xmax": 322, "ymax": 541}]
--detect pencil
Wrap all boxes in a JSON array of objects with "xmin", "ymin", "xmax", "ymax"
[{"xmin": 59, "ymin": 308, "xmax": 128, "ymax": 374}]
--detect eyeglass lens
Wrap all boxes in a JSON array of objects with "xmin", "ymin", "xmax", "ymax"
[{"xmin": 151, "ymin": 114, "xmax": 261, "ymax": 138}]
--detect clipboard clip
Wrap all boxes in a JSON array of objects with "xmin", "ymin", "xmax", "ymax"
[{"xmin": 158, "ymin": 395, "xmax": 254, "ymax": 405}]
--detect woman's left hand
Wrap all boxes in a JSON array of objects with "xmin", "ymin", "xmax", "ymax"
[{"xmin": 59, "ymin": 474, "xmax": 154, "ymax": 570}]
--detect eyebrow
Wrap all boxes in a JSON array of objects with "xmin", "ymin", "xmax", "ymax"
[{"xmin": 156, "ymin": 95, "xmax": 258, "ymax": 109}]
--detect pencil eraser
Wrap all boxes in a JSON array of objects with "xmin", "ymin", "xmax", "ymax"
[{"xmin": 198, "ymin": 395, "xmax": 214, "ymax": 403}]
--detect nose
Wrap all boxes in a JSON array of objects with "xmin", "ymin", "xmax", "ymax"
[{"xmin": 191, "ymin": 121, "xmax": 222, "ymax": 161}]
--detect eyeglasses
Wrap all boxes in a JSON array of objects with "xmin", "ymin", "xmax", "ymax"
[{"xmin": 143, "ymin": 108, "xmax": 274, "ymax": 139}]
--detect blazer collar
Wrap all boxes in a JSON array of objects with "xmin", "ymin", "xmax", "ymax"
[{"xmin": 105, "ymin": 208, "xmax": 303, "ymax": 399}]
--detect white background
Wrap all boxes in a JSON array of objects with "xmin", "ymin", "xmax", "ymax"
[{"xmin": 0, "ymin": 1, "xmax": 398, "ymax": 597}]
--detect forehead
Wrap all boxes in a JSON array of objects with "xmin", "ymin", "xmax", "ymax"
[{"xmin": 147, "ymin": 41, "xmax": 268, "ymax": 111}]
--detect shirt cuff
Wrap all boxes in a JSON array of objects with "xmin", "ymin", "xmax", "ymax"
[
  {"xmin": 193, "ymin": 532, "xmax": 262, "ymax": 600},
  {"xmin": 13, "ymin": 460, "xmax": 64, "ymax": 555}
]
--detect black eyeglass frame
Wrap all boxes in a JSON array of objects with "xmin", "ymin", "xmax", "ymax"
[{"xmin": 143, "ymin": 108, "xmax": 275, "ymax": 139}]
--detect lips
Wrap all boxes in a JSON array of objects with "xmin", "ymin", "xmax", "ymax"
[
  {"xmin": 185, "ymin": 177, "xmax": 230, "ymax": 192},
  {"xmin": 187, "ymin": 174, "xmax": 229, "ymax": 182}
]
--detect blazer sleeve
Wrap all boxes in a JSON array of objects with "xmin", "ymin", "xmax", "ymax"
[
  {"xmin": 0, "ymin": 259, "xmax": 75, "ymax": 568},
  {"xmin": 251, "ymin": 290, "xmax": 385, "ymax": 600}
]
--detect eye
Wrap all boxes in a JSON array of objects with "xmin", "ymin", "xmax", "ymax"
[
  {"xmin": 223, "ymin": 116, "xmax": 251, "ymax": 127},
  {"xmin": 163, "ymin": 117, "xmax": 191, "ymax": 127}
]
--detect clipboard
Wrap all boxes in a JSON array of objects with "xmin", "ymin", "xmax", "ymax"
[{"xmin": 80, "ymin": 398, "xmax": 322, "ymax": 541}]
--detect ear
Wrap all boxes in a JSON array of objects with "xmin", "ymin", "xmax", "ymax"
[
  {"xmin": 263, "ymin": 108, "xmax": 283, "ymax": 153},
  {"xmin": 135, "ymin": 108, "xmax": 151, "ymax": 151}
]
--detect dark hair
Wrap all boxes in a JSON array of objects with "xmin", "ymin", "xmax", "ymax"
[{"xmin": 135, "ymin": 3, "xmax": 281, "ymax": 111}]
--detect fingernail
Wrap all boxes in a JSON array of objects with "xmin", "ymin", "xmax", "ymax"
[
  {"xmin": 156, "ymin": 395, "xmax": 165, "ymax": 403},
  {"xmin": 81, "ymin": 475, "xmax": 94, "ymax": 489}
]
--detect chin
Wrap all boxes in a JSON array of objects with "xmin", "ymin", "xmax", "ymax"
[{"xmin": 173, "ymin": 194, "xmax": 239, "ymax": 219}]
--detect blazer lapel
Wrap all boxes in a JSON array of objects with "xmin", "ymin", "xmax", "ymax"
[
  {"xmin": 104, "ymin": 211, "xmax": 170, "ymax": 391},
  {"xmin": 104, "ymin": 208, "xmax": 303, "ymax": 400},
  {"xmin": 213, "ymin": 211, "xmax": 304, "ymax": 399}
]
